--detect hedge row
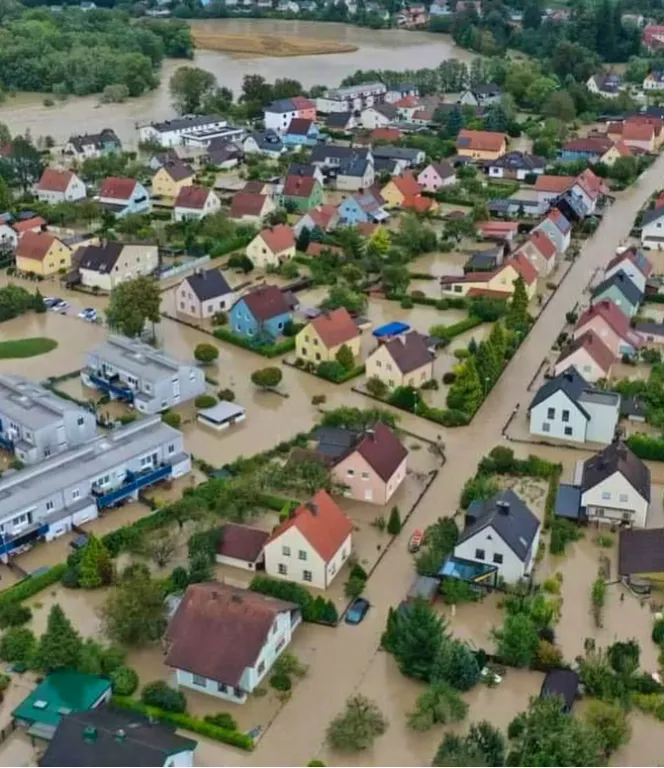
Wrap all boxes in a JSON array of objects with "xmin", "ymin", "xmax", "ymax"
[
  {"xmin": 315, "ymin": 364, "xmax": 365, "ymax": 384},
  {"xmin": 250, "ymin": 575, "xmax": 337, "ymax": 624},
  {"xmin": 213, "ymin": 328, "xmax": 296, "ymax": 358},
  {"xmin": 258, "ymin": 493, "xmax": 300, "ymax": 513},
  {"xmin": 0, "ymin": 563, "xmax": 66, "ymax": 606},
  {"xmin": 544, "ymin": 465, "xmax": 563, "ymax": 530},
  {"xmin": 210, "ymin": 234, "xmax": 254, "ymax": 258},
  {"xmin": 111, "ymin": 696, "xmax": 254, "ymax": 751},
  {"xmin": 434, "ymin": 316, "xmax": 484, "ymax": 341},
  {"xmin": 626, "ymin": 433, "xmax": 664, "ymax": 461}
]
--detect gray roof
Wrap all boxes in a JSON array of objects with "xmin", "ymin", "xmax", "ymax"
[
  {"xmin": 641, "ymin": 206, "xmax": 664, "ymax": 227},
  {"xmin": 198, "ymin": 401, "xmax": 245, "ymax": 423},
  {"xmin": 247, "ymin": 130, "xmax": 283, "ymax": 151},
  {"xmin": 325, "ymin": 112, "xmax": 353, "ymax": 129},
  {"xmin": 465, "ymin": 247, "xmax": 501, "ymax": 272},
  {"xmin": 459, "ymin": 489, "xmax": 540, "ymax": 562},
  {"xmin": 311, "ymin": 145, "xmax": 369, "ymax": 164},
  {"xmin": 635, "ymin": 321, "xmax": 664, "ymax": 337},
  {"xmin": 0, "ymin": 375, "xmax": 89, "ymax": 431},
  {"xmin": 581, "ymin": 441, "xmax": 651, "ymax": 502},
  {"xmin": 67, "ymin": 129, "xmax": 120, "ymax": 153},
  {"xmin": 87, "ymin": 336, "xmax": 196, "ymax": 382},
  {"xmin": 592, "ymin": 272, "xmax": 644, "ymax": 306},
  {"xmin": 529, "ymin": 367, "xmax": 592, "ymax": 418},
  {"xmin": 151, "ymin": 115, "xmax": 223, "ymax": 133},
  {"xmin": 372, "ymin": 145, "xmax": 421, "ymax": 161},
  {"xmin": 313, "ymin": 426, "xmax": 361, "ymax": 460},
  {"xmin": 185, "ymin": 269, "xmax": 232, "ymax": 302},
  {"xmin": 0, "ymin": 416, "xmax": 180, "ymax": 521},
  {"xmin": 488, "ymin": 151, "xmax": 546, "ymax": 171},
  {"xmin": 78, "ymin": 241, "xmax": 124, "ymax": 274}
]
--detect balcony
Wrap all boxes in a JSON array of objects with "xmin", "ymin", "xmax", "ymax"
[
  {"xmin": 93, "ymin": 463, "xmax": 172, "ymax": 510},
  {"xmin": 87, "ymin": 372, "xmax": 135, "ymax": 402},
  {"xmin": 0, "ymin": 523, "xmax": 48, "ymax": 556}
]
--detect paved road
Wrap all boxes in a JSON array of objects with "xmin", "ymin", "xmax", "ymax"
[{"xmin": 249, "ymin": 158, "xmax": 664, "ymax": 766}]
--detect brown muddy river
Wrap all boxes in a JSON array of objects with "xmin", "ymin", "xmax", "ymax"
[{"xmin": 0, "ymin": 20, "xmax": 471, "ymax": 145}]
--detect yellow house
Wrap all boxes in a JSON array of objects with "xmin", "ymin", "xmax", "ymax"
[
  {"xmin": 16, "ymin": 231, "xmax": 71, "ymax": 276},
  {"xmin": 600, "ymin": 140, "xmax": 631, "ymax": 167},
  {"xmin": 456, "ymin": 129, "xmax": 507, "ymax": 161},
  {"xmin": 380, "ymin": 172, "xmax": 423, "ymax": 208},
  {"xmin": 152, "ymin": 160, "xmax": 195, "ymax": 199},
  {"xmin": 296, "ymin": 307, "xmax": 361, "ymax": 365},
  {"xmin": 441, "ymin": 254, "xmax": 537, "ymax": 300},
  {"xmin": 365, "ymin": 331, "xmax": 435, "ymax": 389}
]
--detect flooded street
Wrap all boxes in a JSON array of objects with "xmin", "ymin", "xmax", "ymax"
[{"xmin": 0, "ymin": 20, "xmax": 470, "ymax": 144}]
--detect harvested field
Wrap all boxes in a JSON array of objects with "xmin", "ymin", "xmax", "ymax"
[{"xmin": 191, "ymin": 30, "xmax": 359, "ymax": 56}]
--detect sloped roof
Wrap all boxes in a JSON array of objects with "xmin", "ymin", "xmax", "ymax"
[
  {"xmin": 184, "ymin": 268, "xmax": 232, "ymax": 302},
  {"xmin": 557, "ymin": 331, "xmax": 615, "ymax": 374},
  {"xmin": 287, "ymin": 118, "xmax": 314, "ymax": 136},
  {"xmin": 528, "ymin": 229, "xmax": 557, "ymax": 261},
  {"xmin": 582, "ymin": 441, "xmax": 650, "ymax": 501},
  {"xmin": 175, "ymin": 185, "xmax": 212, "ymax": 210},
  {"xmin": 78, "ymin": 241, "xmax": 124, "ymax": 273},
  {"xmin": 159, "ymin": 159, "xmax": 194, "ymax": 182},
  {"xmin": 238, "ymin": 284, "xmax": 291, "ymax": 321},
  {"xmin": 429, "ymin": 160, "xmax": 455, "ymax": 180},
  {"xmin": 300, "ymin": 204, "xmax": 338, "ymax": 230},
  {"xmin": 562, "ymin": 137, "xmax": 613, "ymax": 153},
  {"xmin": 309, "ymin": 307, "xmax": 359, "ymax": 348},
  {"xmin": 37, "ymin": 168, "xmax": 75, "ymax": 192},
  {"xmin": 619, "ymin": 528, "xmax": 664, "ymax": 576},
  {"xmin": 230, "ymin": 192, "xmax": 268, "ymax": 218},
  {"xmin": 535, "ymin": 175, "xmax": 575, "ymax": 193},
  {"xmin": 623, "ymin": 122, "xmax": 655, "ymax": 141},
  {"xmin": 606, "ymin": 246, "xmax": 653, "ymax": 277},
  {"xmin": 575, "ymin": 168, "xmax": 607, "ymax": 199},
  {"xmin": 99, "ymin": 176, "xmax": 137, "ymax": 200},
  {"xmin": 258, "ymin": 224, "xmax": 295, "ymax": 254},
  {"xmin": 390, "ymin": 172, "xmax": 421, "ymax": 198},
  {"xmin": 529, "ymin": 366, "xmax": 592, "ymax": 417},
  {"xmin": 371, "ymin": 127, "xmax": 402, "ymax": 142},
  {"xmin": 166, "ymin": 583, "xmax": 298, "ymax": 686},
  {"xmin": 458, "ymin": 489, "xmax": 540, "ymax": 562},
  {"xmin": 217, "ymin": 523, "xmax": 269, "ymax": 562},
  {"xmin": 13, "ymin": 216, "xmax": 46, "ymax": 234},
  {"xmin": 576, "ymin": 299, "xmax": 632, "ymax": 339},
  {"xmin": 505, "ymin": 252, "xmax": 538, "ymax": 285},
  {"xmin": 16, "ymin": 231, "xmax": 56, "ymax": 261},
  {"xmin": 456, "ymin": 129, "xmax": 505, "ymax": 152},
  {"xmin": 267, "ymin": 489, "xmax": 353, "ymax": 562},
  {"xmin": 591, "ymin": 271, "xmax": 644, "ymax": 306},
  {"xmin": 547, "ymin": 207, "xmax": 571, "ymax": 235},
  {"xmin": 381, "ymin": 331, "xmax": 434, "ymax": 374},
  {"xmin": 352, "ymin": 421, "xmax": 408, "ymax": 481},
  {"xmin": 283, "ymin": 174, "xmax": 317, "ymax": 198}
]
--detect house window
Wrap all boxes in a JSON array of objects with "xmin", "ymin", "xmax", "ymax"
[
  {"xmin": 72, "ymin": 489, "xmax": 80, "ymax": 500},
  {"xmin": 77, "ymin": 416, "xmax": 85, "ymax": 426},
  {"xmin": 361, "ymin": 472, "xmax": 369, "ymax": 480},
  {"xmin": 347, "ymin": 469, "xmax": 355, "ymax": 477},
  {"xmin": 564, "ymin": 427, "xmax": 573, "ymax": 436},
  {"xmin": 46, "ymin": 500, "xmax": 54, "ymax": 512},
  {"xmin": 601, "ymin": 491, "xmax": 611, "ymax": 500},
  {"xmin": 376, "ymin": 360, "xmax": 382, "ymax": 368},
  {"xmin": 561, "ymin": 410, "xmax": 570, "ymax": 422},
  {"xmin": 217, "ymin": 681, "xmax": 227, "ymax": 693},
  {"xmin": 619, "ymin": 494, "xmax": 628, "ymax": 503},
  {"xmin": 168, "ymin": 444, "xmax": 175, "ymax": 454},
  {"xmin": 303, "ymin": 570, "xmax": 312, "ymax": 582},
  {"xmin": 547, "ymin": 407, "xmax": 555, "ymax": 419},
  {"xmin": 192, "ymin": 674, "xmax": 206, "ymax": 687},
  {"xmin": 282, "ymin": 545, "xmax": 291, "ymax": 557},
  {"xmin": 475, "ymin": 548, "xmax": 485, "ymax": 560},
  {"xmin": 257, "ymin": 661, "xmax": 265, "ymax": 676},
  {"xmin": 493, "ymin": 553, "xmax": 503, "ymax": 564},
  {"xmin": 542, "ymin": 423, "xmax": 550, "ymax": 432},
  {"xmin": 298, "ymin": 550, "xmax": 307, "ymax": 561},
  {"xmin": 278, "ymin": 563, "xmax": 287, "ymax": 575}
]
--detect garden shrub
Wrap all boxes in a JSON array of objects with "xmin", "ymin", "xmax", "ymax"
[
  {"xmin": 250, "ymin": 575, "xmax": 337, "ymax": 624},
  {"xmin": 204, "ymin": 712, "xmax": 237, "ymax": 731},
  {"xmin": 111, "ymin": 665, "xmax": 139, "ymax": 696},
  {"xmin": 0, "ymin": 602, "xmax": 32, "ymax": 629},
  {"xmin": 270, "ymin": 672, "xmax": 292, "ymax": 692},
  {"xmin": 141, "ymin": 681, "xmax": 187, "ymax": 713},
  {"xmin": 194, "ymin": 394, "xmax": 217, "ymax": 409}
]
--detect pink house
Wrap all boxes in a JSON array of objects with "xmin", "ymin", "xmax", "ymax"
[
  {"xmin": 574, "ymin": 300, "xmax": 642, "ymax": 357},
  {"xmin": 291, "ymin": 96, "xmax": 317, "ymax": 122},
  {"xmin": 417, "ymin": 161, "xmax": 456, "ymax": 192},
  {"xmin": 330, "ymin": 422, "xmax": 408, "ymax": 505}
]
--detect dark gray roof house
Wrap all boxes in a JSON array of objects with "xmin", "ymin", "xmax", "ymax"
[
  {"xmin": 77, "ymin": 241, "xmax": 124, "ymax": 274},
  {"xmin": 460, "ymin": 489, "xmax": 540, "ymax": 564},
  {"xmin": 529, "ymin": 367, "xmax": 621, "ymax": 421},
  {"xmin": 581, "ymin": 441, "xmax": 651, "ymax": 502},
  {"xmin": 182, "ymin": 268, "xmax": 232, "ymax": 303},
  {"xmin": 372, "ymin": 145, "xmax": 422, "ymax": 164},
  {"xmin": 640, "ymin": 205, "xmax": 664, "ymax": 228},
  {"xmin": 591, "ymin": 272, "xmax": 644, "ymax": 307},
  {"xmin": 486, "ymin": 151, "xmax": 547, "ymax": 173},
  {"xmin": 325, "ymin": 112, "xmax": 354, "ymax": 130}
]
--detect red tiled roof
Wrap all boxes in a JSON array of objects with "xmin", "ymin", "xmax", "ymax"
[
  {"xmin": 612, "ymin": 140, "xmax": 632, "ymax": 157},
  {"xmin": 306, "ymin": 242, "xmax": 343, "ymax": 257},
  {"xmin": 607, "ymin": 122, "xmax": 623, "ymax": 135},
  {"xmin": 623, "ymin": 122, "xmax": 655, "ymax": 142},
  {"xmin": 394, "ymin": 95, "xmax": 419, "ymax": 108},
  {"xmin": 440, "ymin": 271, "xmax": 491, "ymax": 285},
  {"xmin": 353, "ymin": 422, "xmax": 408, "ymax": 482},
  {"xmin": 535, "ymin": 175, "xmax": 575, "ymax": 193},
  {"xmin": 175, "ymin": 185, "xmax": 211, "ymax": 210},
  {"xmin": 230, "ymin": 192, "xmax": 267, "ymax": 218},
  {"xmin": 244, "ymin": 181, "xmax": 267, "ymax": 193},
  {"xmin": 287, "ymin": 118, "xmax": 313, "ymax": 136},
  {"xmin": 355, "ymin": 222, "xmax": 378, "ymax": 237},
  {"xmin": 16, "ymin": 231, "xmax": 56, "ymax": 262},
  {"xmin": 239, "ymin": 283, "xmax": 290, "ymax": 321},
  {"xmin": 267, "ymin": 489, "xmax": 352, "ymax": 562},
  {"xmin": 217, "ymin": 523, "xmax": 269, "ymax": 562},
  {"xmin": 371, "ymin": 127, "xmax": 401, "ymax": 142},
  {"xmin": 575, "ymin": 168, "xmax": 607, "ymax": 199},
  {"xmin": 506, "ymin": 252, "xmax": 538, "ymax": 285},
  {"xmin": 258, "ymin": 224, "xmax": 295, "ymax": 254},
  {"xmin": 456, "ymin": 129, "xmax": 505, "ymax": 152},
  {"xmin": 391, "ymin": 172, "xmax": 422, "ymax": 199},
  {"xmin": 291, "ymin": 95, "xmax": 315, "ymax": 110},
  {"xmin": 476, "ymin": 221, "xmax": 518, "ymax": 236},
  {"xmin": 576, "ymin": 299, "xmax": 637, "ymax": 342},
  {"xmin": 628, "ymin": 115, "xmax": 664, "ymax": 133},
  {"xmin": 403, "ymin": 195, "xmax": 434, "ymax": 213},
  {"xmin": 557, "ymin": 330, "xmax": 615, "ymax": 373},
  {"xmin": 529, "ymin": 229, "xmax": 556, "ymax": 261},
  {"xmin": 12, "ymin": 216, "xmax": 46, "ymax": 234},
  {"xmin": 562, "ymin": 137, "xmax": 613, "ymax": 153},
  {"xmin": 467, "ymin": 287, "xmax": 512, "ymax": 298},
  {"xmin": 99, "ymin": 176, "xmax": 137, "ymax": 200},
  {"xmin": 166, "ymin": 583, "xmax": 298, "ymax": 686},
  {"xmin": 283, "ymin": 175, "xmax": 317, "ymax": 198},
  {"xmin": 310, "ymin": 307, "xmax": 359, "ymax": 348},
  {"xmin": 412, "ymin": 109, "xmax": 433, "ymax": 121},
  {"xmin": 302, "ymin": 204, "xmax": 337, "ymax": 230},
  {"xmin": 37, "ymin": 168, "xmax": 75, "ymax": 192}
]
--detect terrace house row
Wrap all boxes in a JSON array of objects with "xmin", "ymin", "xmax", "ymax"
[{"xmin": 82, "ymin": 336, "xmax": 205, "ymax": 415}]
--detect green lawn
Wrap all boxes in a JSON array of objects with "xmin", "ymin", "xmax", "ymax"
[{"xmin": 0, "ymin": 337, "xmax": 58, "ymax": 359}]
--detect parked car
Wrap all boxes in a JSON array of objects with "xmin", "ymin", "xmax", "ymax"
[
  {"xmin": 408, "ymin": 529, "xmax": 424, "ymax": 553},
  {"xmin": 78, "ymin": 307, "xmax": 97, "ymax": 322},
  {"xmin": 49, "ymin": 299, "xmax": 69, "ymax": 313},
  {"xmin": 345, "ymin": 597, "xmax": 370, "ymax": 625},
  {"xmin": 43, "ymin": 296, "xmax": 58, "ymax": 308}
]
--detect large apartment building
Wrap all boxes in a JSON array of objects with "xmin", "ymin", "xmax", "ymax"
[
  {"xmin": 0, "ymin": 416, "xmax": 190, "ymax": 559},
  {"xmin": 81, "ymin": 336, "xmax": 205, "ymax": 414},
  {"xmin": 0, "ymin": 375, "xmax": 97, "ymax": 465}
]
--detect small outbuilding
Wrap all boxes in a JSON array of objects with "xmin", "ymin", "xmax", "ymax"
[
  {"xmin": 197, "ymin": 401, "xmax": 246, "ymax": 431},
  {"xmin": 540, "ymin": 669, "xmax": 579, "ymax": 712}
]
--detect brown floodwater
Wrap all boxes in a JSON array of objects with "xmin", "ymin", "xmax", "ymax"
[{"xmin": 0, "ymin": 20, "xmax": 471, "ymax": 145}]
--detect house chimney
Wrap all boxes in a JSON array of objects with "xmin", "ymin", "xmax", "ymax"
[
  {"xmin": 496, "ymin": 500, "xmax": 510, "ymax": 515},
  {"xmin": 307, "ymin": 501, "xmax": 318, "ymax": 516}
]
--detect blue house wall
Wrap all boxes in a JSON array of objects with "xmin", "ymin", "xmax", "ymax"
[
  {"xmin": 230, "ymin": 298, "xmax": 292, "ymax": 340},
  {"xmin": 559, "ymin": 149, "xmax": 600, "ymax": 164},
  {"xmin": 338, "ymin": 197, "xmax": 369, "ymax": 225}
]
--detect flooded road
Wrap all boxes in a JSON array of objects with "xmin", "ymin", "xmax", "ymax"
[{"xmin": 0, "ymin": 20, "xmax": 470, "ymax": 145}]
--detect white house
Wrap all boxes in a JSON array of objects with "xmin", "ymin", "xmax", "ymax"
[
  {"xmin": 166, "ymin": 582, "xmax": 302, "ymax": 704},
  {"xmin": 263, "ymin": 489, "xmax": 353, "ymax": 589},
  {"xmin": 173, "ymin": 185, "xmax": 221, "ymax": 222},
  {"xmin": 579, "ymin": 441, "xmax": 651, "ymax": 528},
  {"xmin": 0, "ymin": 222, "xmax": 17, "ymax": 251},
  {"xmin": 77, "ymin": 241, "xmax": 159, "ymax": 292},
  {"xmin": 360, "ymin": 104, "xmax": 399, "ymax": 129},
  {"xmin": 604, "ymin": 247, "xmax": 652, "ymax": 293},
  {"xmin": 246, "ymin": 224, "xmax": 296, "ymax": 268},
  {"xmin": 36, "ymin": 168, "xmax": 86, "ymax": 204},
  {"xmin": 453, "ymin": 489, "xmax": 541, "ymax": 583},
  {"xmin": 529, "ymin": 367, "xmax": 620, "ymax": 445},
  {"xmin": 139, "ymin": 115, "xmax": 230, "ymax": 148},
  {"xmin": 175, "ymin": 268, "xmax": 234, "ymax": 321}
]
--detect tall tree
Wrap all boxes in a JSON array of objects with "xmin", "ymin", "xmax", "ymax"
[
  {"xmin": 487, "ymin": 321, "xmax": 506, "ymax": 364},
  {"xmin": 476, "ymin": 340, "xmax": 501, "ymax": 392},
  {"xmin": 5, "ymin": 136, "xmax": 44, "ymax": 192},
  {"xmin": 35, "ymin": 605, "xmax": 82, "ymax": 672},
  {"xmin": 522, "ymin": 0, "xmax": 542, "ymax": 29},
  {"xmin": 434, "ymin": 721, "xmax": 506, "ymax": 766},
  {"xmin": 106, "ymin": 276, "xmax": 161, "ymax": 338},
  {"xmin": 447, "ymin": 357, "xmax": 483, "ymax": 415},
  {"xmin": 506, "ymin": 276, "xmax": 530, "ymax": 331},
  {"xmin": 102, "ymin": 565, "xmax": 167, "ymax": 647},
  {"xmin": 169, "ymin": 66, "xmax": 217, "ymax": 114},
  {"xmin": 432, "ymin": 637, "xmax": 480, "ymax": 691},
  {"xmin": 389, "ymin": 599, "xmax": 447, "ymax": 681},
  {"xmin": 78, "ymin": 535, "xmax": 113, "ymax": 589}
]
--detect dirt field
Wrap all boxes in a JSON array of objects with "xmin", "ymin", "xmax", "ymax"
[{"xmin": 191, "ymin": 29, "xmax": 358, "ymax": 57}]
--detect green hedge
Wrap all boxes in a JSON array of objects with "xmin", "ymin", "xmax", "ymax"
[
  {"xmin": 0, "ymin": 563, "xmax": 67, "ymax": 606},
  {"xmin": 213, "ymin": 328, "xmax": 296, "ymax": 358},
  {"xmin": 544, "ymin": 465, "xmax": 563, "ymax": 530},
  {"xmin": 210, "ymin": 234, "xmax": 254, "ymax": 258},
  {"xmin": 643, "ymin": 294, "xmax": 664, "ymax": 305},
  {"xmin": 431, "ymin": 316, "xmax": 484, "ymax": 341},
  {"xmin": 258, "ymin": 493, "xmax": 299, "ymax": 513},
  {"xmin": 626, "ymin": 434, "xmax": 664, "ymax": 461},
  {"xmin": 112, "ymin": 696, "xmax": 254, "ymax": 751},
  {"xmin": 250, "ymin": 575, "xmax": 338, "ymax": 624},
  {"xmin": 315, "ymin": 364, "xmax": 365, "ymax": 384}
]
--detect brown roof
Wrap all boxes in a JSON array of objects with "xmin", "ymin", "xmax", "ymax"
[
  {"xmin": 310, "ymin": 307, "xmax": 359, "ymax": 348},
  {"xmin": 230, "ymin": 192, "xmax": 268, "ymax": 218},
  {"xmin": 623, "ymin": 122, "xmax": 655, "ymax": 141},
  {"xmin": 576, "ymin": 299, "xmax": 640, "ymax": 346},
  {"xmin": 382, "ymin": 331, "xmax": 434, "ymax": 374},
  {"xmin": 99, "ymin": 176, "xmax": 137, "ymax": 200},
  {"xmin": 557, "ymin": 330, "xmax": 614, "ymax": 374},
  {"xmin": 16, "ymin": 231, "xmax": 56, "ymax": 262},
  {"xmin": 244, "ymin": 181, "xmax": 267, "ymax": 193},
  {"xmin": 166, "ymin": 583, "xmax": 298, "ymax": 687},
  {"xmin": 239, "ymin": 283, "xmax": 290, "ymax": 321},
  {"xmin": 37, "ymin": 168, "xmax": 75, "ymax": 192},
  {"xmin": 619, "ymin": 528, "xmax": 664, "ymax": 576},
  {"xmin": 287, "ymin": 118, "xmax": 313, "ymax": 135},
  {"xmin": 456, "ymin": 129, "xmax": 505, "ymax": 152},
  {"xmin": 217, "ymin": 524, "xmax": 269, "ymax": 562},
  {"xmin": 535, "ymin": 175, "xmax": 575, "ymax": 193},
  {"xmin": 562, "ymin": 137, "xmax": 613, "ymax": 153},
  {"xmin": 353, "ymin": 422, "xmax": 408, "ymax": 481},
  {"xmin": 529, "ymin": 229, "xmax": 556, "ymax": 261},
  {"xmin": 371, "ymin": 127, "xmax": 402, "ymax": 142},
  {"xmin": 13, "ymin": 216, "xmax": 46, "ymax": 234},
  {"xmin": 306, "ymin": 242, "xmax": 343, "ymax": 258},
  {"xmin": 283, "ymin": 175, "xmax": 317, "ymax": 198},
  {"xmin": 267, "ymin": 489, "xmax": 353, "ymax": 562},
  {"xmin": 258, "ymin": 224, "xmax": 295, "ymax": 254},
  {"xmin": 160, "ymin": 159, "xmax": 194, "ymax": 182},
  {"xmin": 175, "ymin": 185, "xmax": 211, "ymax": 210},
  {"xmin": 506, "ymin": 252, "xmax": 538, "ymax": 285}
]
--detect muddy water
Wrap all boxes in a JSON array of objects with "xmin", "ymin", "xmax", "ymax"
[{"xmin": 0, "ymin": 20, "xmax": 470, "ymax": 145}]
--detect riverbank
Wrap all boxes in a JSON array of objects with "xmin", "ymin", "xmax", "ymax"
[{"xmin": 190, "ymin": 28, "xmax": 359, "ymax": 57}]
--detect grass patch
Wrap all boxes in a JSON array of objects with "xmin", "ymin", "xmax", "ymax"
[{"xmin": 0, "ymin": 337, "xmax": 57, "ymax": 359}]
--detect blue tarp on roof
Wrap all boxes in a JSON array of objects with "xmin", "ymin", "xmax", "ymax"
[{"xmin": 373, "ymin": 321, "xmax": 410, "ymax": 338}]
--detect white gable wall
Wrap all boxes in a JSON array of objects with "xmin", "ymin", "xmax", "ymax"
[
  {"xmin": 529, "ymin": 390, "xmax": 588, "ymax": 443},
  {"xmin": 581, "ymin": 470, "xmax": 649, "ymax": 528},
  {"xmin": 264, "ymin": 525, "xmax": 327, "ymax": 588},
  {"xmin": 453, "ymin": 524, "xmax": 538, "ymax": 583}
]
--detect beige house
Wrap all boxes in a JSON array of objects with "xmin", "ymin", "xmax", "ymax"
[
  {"xmin": 365, "ymin": 332, "xmax": 435, "ymax": 389},
  {"xmin": 176, "ymin": 268, "xmax": 234, "ymax": 321},
  {"xmin": 296, "ymin": 307, "xmax": 361, "ymax": 365},
  {"xmin": 77, "ymin": 240, "xmax": 159, "ymax": 291},
  {"xmin": 151, "ymin": 160, "xmax": 195, "ymax": 199},
  {"xmin": 263, "ymin": 489, "xmax": 353, "ymax": 589},
  {"xmin": 229, "ymin": 192, "xmax": 276, "ymax": 225},
  {"xmin": 246, "ymin": 225, "xmax": 296, "ymax": 269}
]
